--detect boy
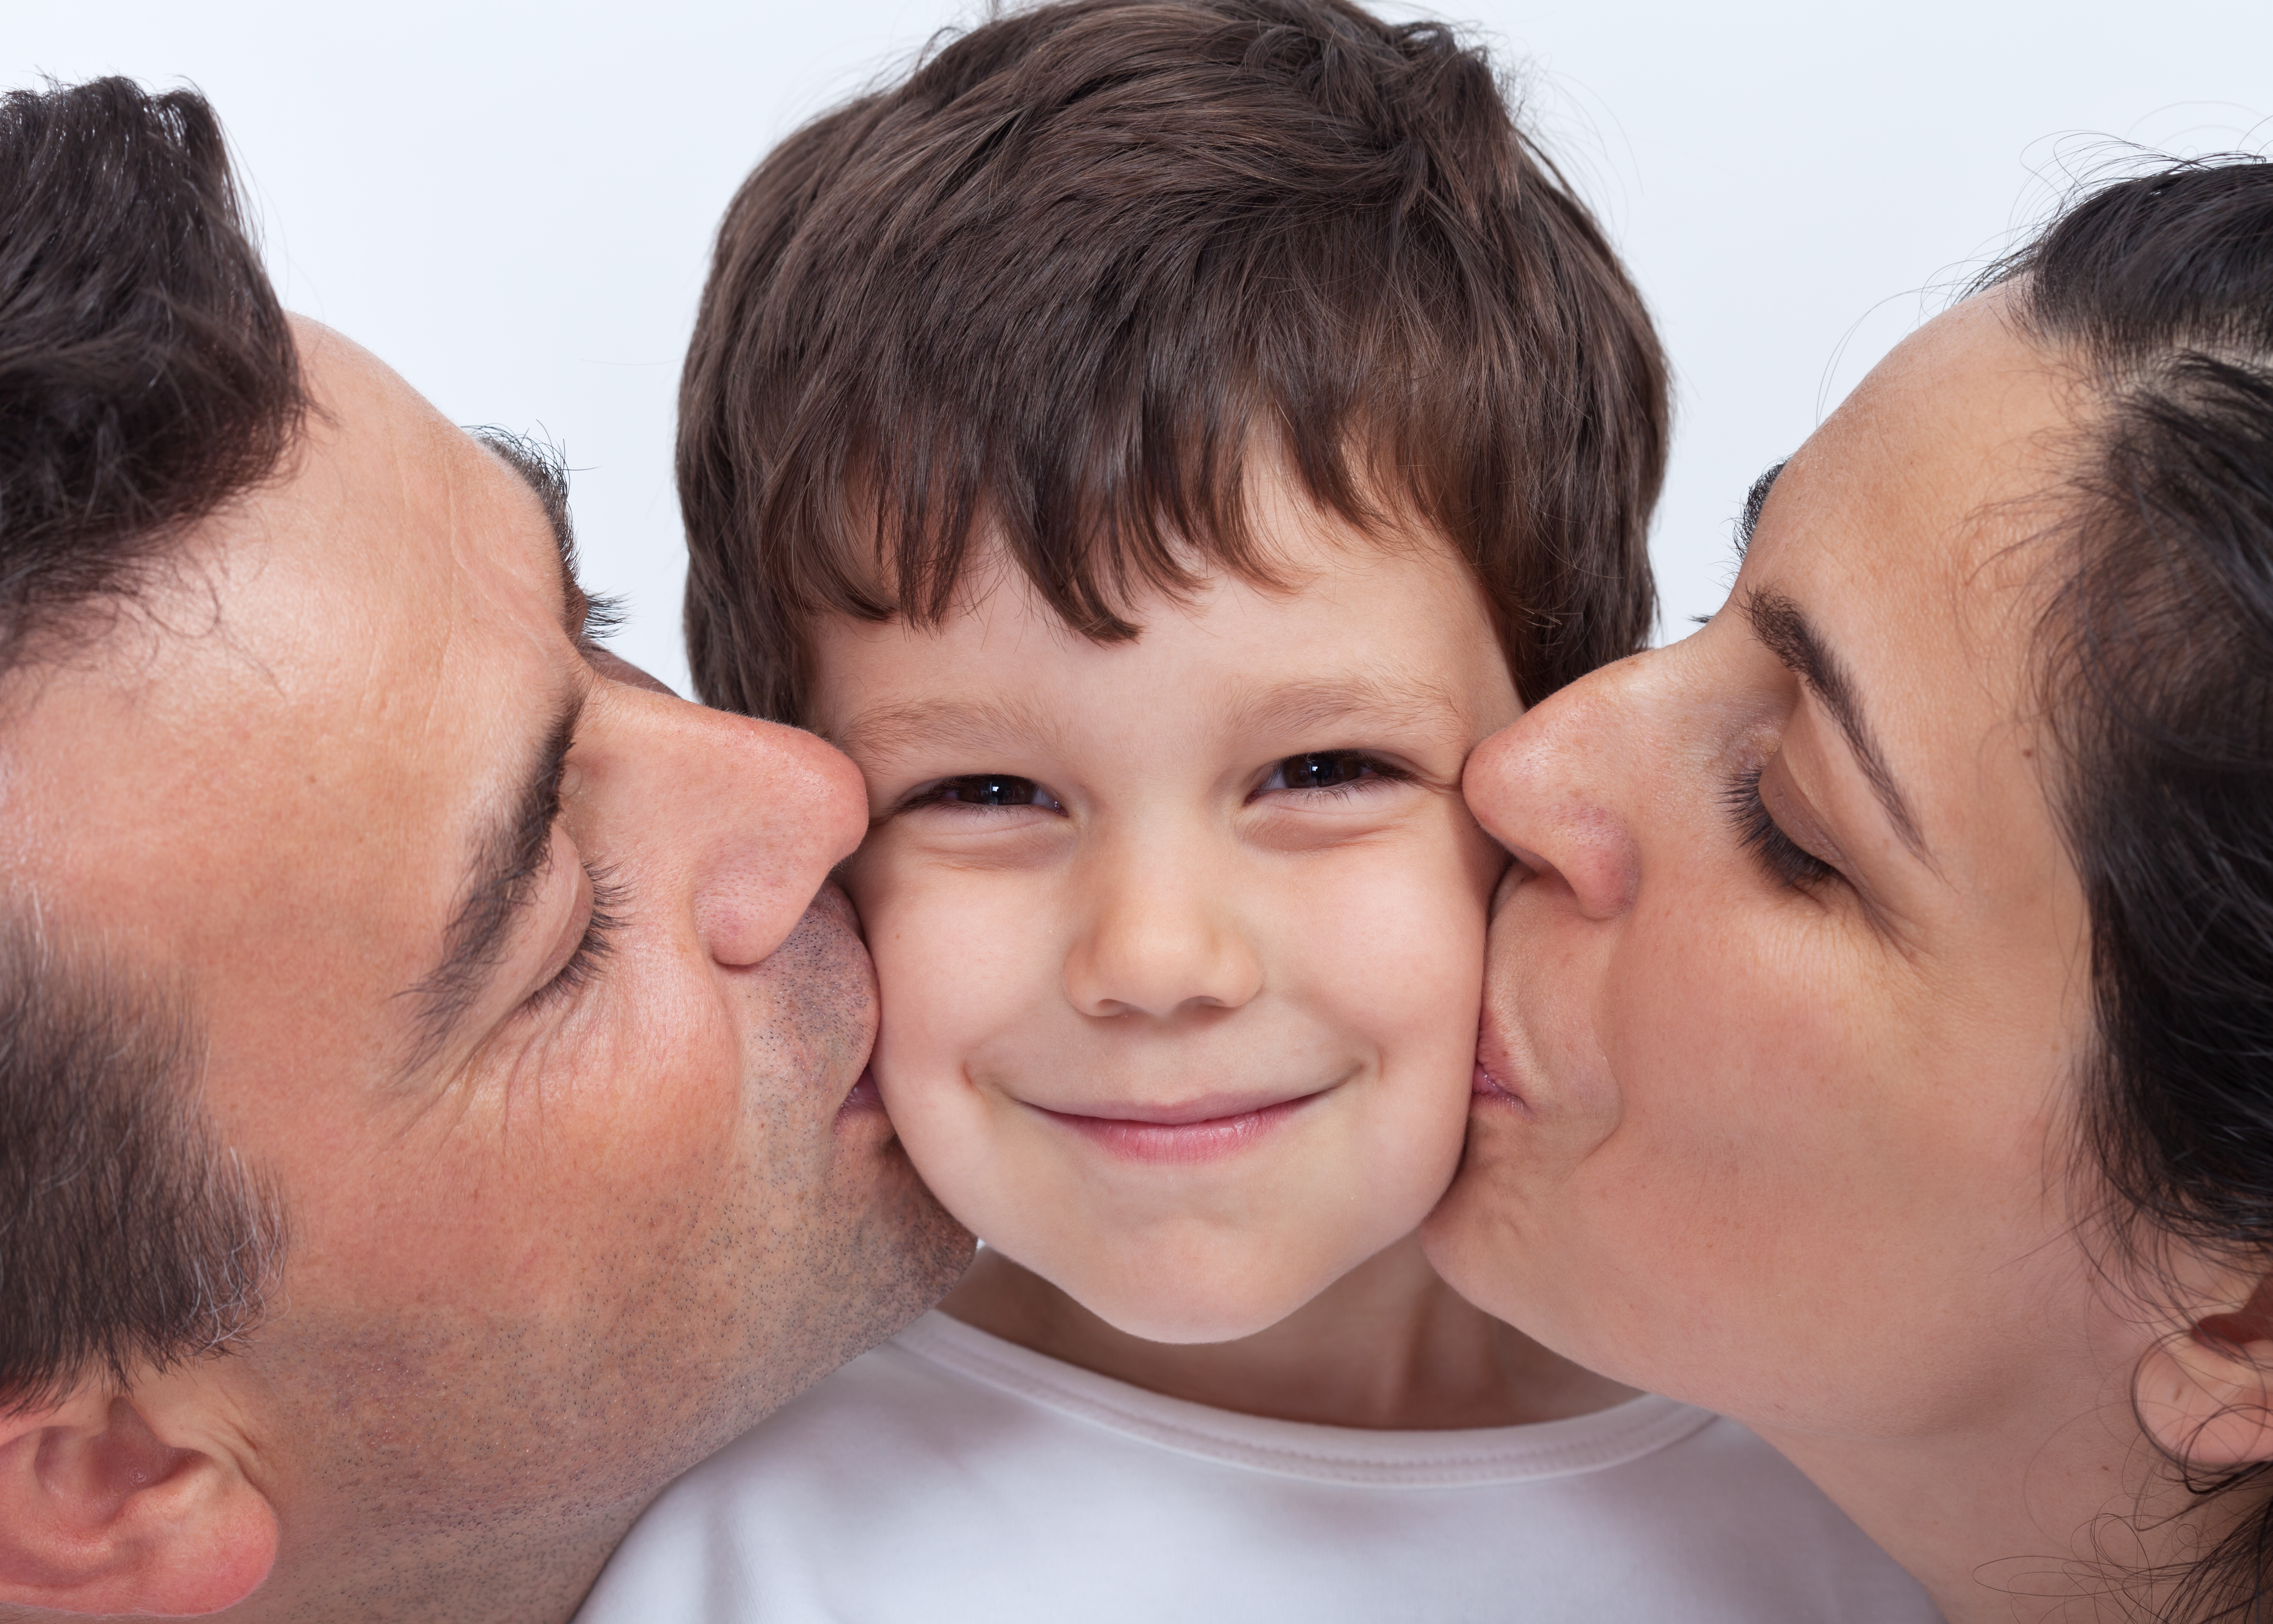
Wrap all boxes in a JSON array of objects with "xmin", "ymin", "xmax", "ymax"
[{"xmin": 580, "ymin": 1, "xmax": 1938, "ymax": 1617}]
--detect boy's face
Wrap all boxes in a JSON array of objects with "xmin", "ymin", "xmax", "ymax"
[{"xmin": 810, "ymin": 475, "xmax": 1518, "ymax": 1341}]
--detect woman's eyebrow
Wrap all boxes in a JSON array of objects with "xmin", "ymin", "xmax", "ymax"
[
  {"xmin": 1687, "ymin": 462, "xmax": 1793, "ymax": 629},
  {"xmin": 1744, "ymin": 587, "xmax": 1932, "ymax": 865},
  {"xmin": 1736, "ymin": 460, "xmax": 1788, "ymax": 560}
]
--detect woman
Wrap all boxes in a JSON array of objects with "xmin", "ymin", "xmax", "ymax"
[{"xmin": 1425, "ymin": 157, "xmax": 2273, "ymax": 1620}]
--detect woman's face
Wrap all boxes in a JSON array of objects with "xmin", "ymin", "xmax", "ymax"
[{"xmin": 1424, "ymin": 290, "xmax": 2115, "ymax": 1439}]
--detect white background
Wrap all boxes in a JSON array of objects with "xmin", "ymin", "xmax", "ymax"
[{"xmin": 8, "ymin": 0, "xmax": 2270, "ymax": 695}]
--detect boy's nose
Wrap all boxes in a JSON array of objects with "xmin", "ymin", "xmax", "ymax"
[{"xmin": 1061, "ymin": 848, "xmax": 1264, "ymax": 1019}]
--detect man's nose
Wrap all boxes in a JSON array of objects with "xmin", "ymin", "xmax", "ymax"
[
  {"xmin": 1462, "ymin": 652, "xmax": 1656, "ymax": 923},
  {"xmin": 610, "ymin": 688, "xmax": 870, "ymax": 968},
  {"xmin": 1061, "ymin": 833, "xmax": 1264, "ymax": 1020}
]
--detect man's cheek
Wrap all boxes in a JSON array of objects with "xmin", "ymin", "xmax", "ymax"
[{"xmin": 738, "ymin": 901, "xmax": 880, "ymax": 1098}]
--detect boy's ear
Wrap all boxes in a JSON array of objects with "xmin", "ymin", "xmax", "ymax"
[
  {"xmin": 0, "ymin": 1373, "xmax": 278, "ymax": 1615},
  {"xmin": 2137, "ymin": 1271, "xmax": 2273, "ymax": 1472}
]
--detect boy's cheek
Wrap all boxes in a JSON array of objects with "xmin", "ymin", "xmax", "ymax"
[
  {"xmin": 1273, "ymin": 838, "xmax": 1490, "ymax": 994},
  {"xmin": 852, "ymin": 856, "xmax": 1048, "ymax": 997},
  {"xmin": 1455, "ymin": 797, "xmax": 1516, "ymax": 902},
  {"xmin": 848, "ymin": 857, "xmax": 1062, "ymax": 1124}
]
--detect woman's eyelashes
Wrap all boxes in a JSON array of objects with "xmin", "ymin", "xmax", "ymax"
[
  {"xmin": 1727, "ymin": 765, "xmax": 1839, "ymax": 889},
  {"xmin": 1255, "ymin": 750, "xmax": 1408, "ymax": 799},
  {"xmin": 524, "ymin": 868, "xmax": 629, "ymax": 1015}
]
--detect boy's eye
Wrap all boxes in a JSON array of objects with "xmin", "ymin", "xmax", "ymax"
[
  {"xmin": 1261, "ymin": 751, "xmax": 1388, "ymax": 793},
  {"xmin": 926, "ymin": 774, "xmax": 1063, "ymax": 810}
]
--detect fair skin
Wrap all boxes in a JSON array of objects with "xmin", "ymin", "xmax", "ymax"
[
  {"xmin": 0, "ymin": 322, "xmax": 970, "ymax": 1622},
  {"xmin": 1426, "ymin": 288, "xmax": 2273, "ymax": 1618},
  {"xmin": 807, "ymin": 475, "xmax": 1631, "ymax": 1426}
]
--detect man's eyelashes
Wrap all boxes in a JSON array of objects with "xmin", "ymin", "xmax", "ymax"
[{"xmin": 524, "ymin": 868, "xmax": 628, "ymax": 1014}]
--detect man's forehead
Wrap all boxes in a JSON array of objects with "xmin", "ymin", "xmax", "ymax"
[
  {"xmin": 283, "ymin": 321, "xmax": 571, "ymax": 609},
  {"xmin": 8, "ymin": 324, "xmax": 585, "ymax": 1084}
]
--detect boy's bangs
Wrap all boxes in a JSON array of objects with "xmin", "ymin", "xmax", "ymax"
[
  {"xmin": 775, "ymin": 366, "xmax": 1439, "ymax": 650},
  {"xmin": 758, "ymin": 210, "xmax": 1531, "ymax": 669},
  {"xmin": 680, "ymin": 0, "xmax": 1666, "ymax": 723}
]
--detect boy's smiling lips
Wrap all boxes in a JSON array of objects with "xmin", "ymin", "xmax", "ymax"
[{"xmin": 1030, "ymin": 1086, "xmax": 1333, "ymax": 1164}]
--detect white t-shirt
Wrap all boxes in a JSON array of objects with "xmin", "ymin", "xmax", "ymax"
[{"xmin": 579, "ymin": 1311, "xmax": 1936, "ymax": 1624}]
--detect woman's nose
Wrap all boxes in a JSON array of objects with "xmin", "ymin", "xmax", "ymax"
[
  {"xmin": 1463, "ymin": 653, "xmax": 1656, "ymax": 922},
  {"xmin": 1061, "ymin": 840, "xmax": 1264, "ymax": 1020},
  {"xmin": 602, "ymin": 687, "xmax": 870, "ymax": 968}
]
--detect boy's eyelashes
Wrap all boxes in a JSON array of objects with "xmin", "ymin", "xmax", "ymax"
[
  {"xmin": 904, "ymin": 774, "xmax": 1064, "ymax": 813},
  {"xmin": 890, "ymin": 751, "xmax": 1415, "ymax": 818},
  {"xmin": 1251, "ymin": 750, "xmax": 1410, "ymax": 798}
]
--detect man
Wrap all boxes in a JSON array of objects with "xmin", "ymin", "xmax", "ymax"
[{"xmin": 0, "ymin": 78, "xmax": 970, "ymax": 1621}]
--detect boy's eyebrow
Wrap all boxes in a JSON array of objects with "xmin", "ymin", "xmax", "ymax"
[
  {"xmin": 1223, "ymin": 672, "xmax": 1470, "ymax": 743},
  {"xmin": 839, "ymin": 671, "xmax": 1467, "ymax": 768},
  {"xmin": 839, "ymin": 694, "xmax": 1068, "ymax": 764}
]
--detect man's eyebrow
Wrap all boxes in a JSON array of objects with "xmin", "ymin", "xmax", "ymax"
[
  {"xmin": 1743, "ymin": 586, "xmax": 1931, "ymax": 864},
  {"xmin": 402, "ymin": 685, "xmax": 585, "ymax": 1070},
  {"xmin": 470, "ymin": 426, "xmax": 619, "ymax": 642}
]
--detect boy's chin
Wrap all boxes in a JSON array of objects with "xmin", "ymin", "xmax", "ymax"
[{"xmin": 1054, "ymin": 1263, "xmax": 1336, "ymax": 1346}]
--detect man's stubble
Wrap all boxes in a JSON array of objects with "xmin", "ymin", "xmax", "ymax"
[{"xmin": 230, "ymin": 900, "xmax": 971, "ymax": 1624}]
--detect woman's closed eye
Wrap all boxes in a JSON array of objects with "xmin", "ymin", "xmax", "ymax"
[
  {"xmin": 1726, "ymin": 764, "xmax": 1839, "ymax": 889},
  {"xmin": 1255, "ymin": 750, "xmax": 1408, "ymax": 799}
]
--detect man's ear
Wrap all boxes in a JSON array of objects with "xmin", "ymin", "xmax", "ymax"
[
  {"xmin": 0, "ymin": 1371, "xmax": 278, "ymax": 1615},
  {"xmin": 2137, "ymin": 1272, "xmax": 2273, "ymax": 1472}
]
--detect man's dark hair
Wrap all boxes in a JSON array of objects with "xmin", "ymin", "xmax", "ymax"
[
  {"xmin": 1976, "ymin": 156, "xmax": 2273, "ymax": 1616},
  {"xmin": 679, "ymin": 0, "xmax": 1667, "ymax": 721},
  {"xmin": 1, "ymin": 78, "xmax": 296, "ymax": 1410}
]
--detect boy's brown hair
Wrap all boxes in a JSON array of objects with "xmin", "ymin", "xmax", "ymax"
[{"xmin": 680, "ymin": 0, "xmax": 1667, "ymax": 720}]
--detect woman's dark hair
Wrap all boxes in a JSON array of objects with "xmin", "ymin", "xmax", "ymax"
[
  {"xmin": 1984, "ymin": 156, "xmax": 2273, "ymax": 1617},
  {"xmin": 679, "ymin": 0, "xmax": 1667, "ymax": 722},
  {"xmin": 1, "ymin": 78, "xmax": 298, "ymax": 1409}
]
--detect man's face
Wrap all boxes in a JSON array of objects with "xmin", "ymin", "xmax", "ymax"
[{"xmin": 6, "ymin": 324, "xmax": 969, "ymax": 1601}]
